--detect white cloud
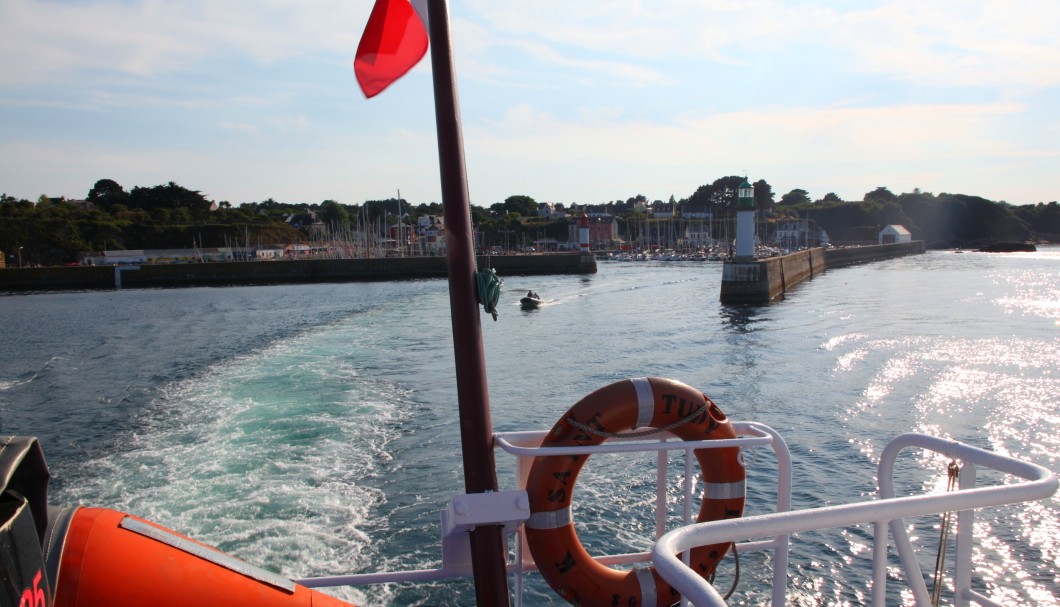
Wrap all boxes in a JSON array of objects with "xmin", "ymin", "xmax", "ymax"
[
  {"xmin": 460, "ymin": 0, "xmax": 1060, "ymax": 91},
  {"xmin": 831, "ymin": 0, "xmax": 1060, "ymax": 89},
  {"xmin": 271, "ymin": 114, "xmax": 311, "ymax": 134},
  {"xmin": 5, "ymin": 0, "xmax": 1055, "ymax": 93},
  {"xmin": 219, "ymin": 122, "xmax": 261, "ymax": 138},
  {"xmin": 0, "ymin": 0, "xmax": 366, "ymax": 86},
  {"xmin": 463, "ymin": 98, "xmax": 1049, "ymax": 204}
]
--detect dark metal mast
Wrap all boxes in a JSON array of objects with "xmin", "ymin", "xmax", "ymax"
[{"xmin": 426, "ymin": 1, "xmax": 511, "ymax": 605}]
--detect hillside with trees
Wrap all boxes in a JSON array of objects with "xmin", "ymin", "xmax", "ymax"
[
  {"xmin": 792, "ymin": 187, "xmax": 1059, "ymax": 247},
  {"xmin": 2, "ymin": 178, "xmax": 1057, "ymax": 267}
]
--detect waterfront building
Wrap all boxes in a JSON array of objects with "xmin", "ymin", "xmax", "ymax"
[{"xmin": 879, "ymin": 224, "xmax": 912, "ymax": 244}]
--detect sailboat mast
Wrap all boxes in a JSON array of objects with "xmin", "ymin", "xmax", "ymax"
[
  {"xmin": 426, "ymin": 1, "xmax": 510, "ymax": 605},
  {"xmin": 397, "ymin": 188, "xmax": 404, "ymax": 257}
]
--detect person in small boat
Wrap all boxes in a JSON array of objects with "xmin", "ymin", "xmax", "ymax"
[{"xmin": 527, "ymin": 290, "xmax": 533, "ymax": 298}]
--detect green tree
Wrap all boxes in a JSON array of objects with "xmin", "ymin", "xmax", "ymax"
[
  {"xmin": 169, "ymin": 206, "xmax": 192, "ymax": 223},
  {"xmin": 1014, "ymin": 201, "xmax": 1060, "ymax": 237},
  {"xmin": 686, "ymin": 184, "xmax": 714, "ymax": 208},
  {"xmin": 128, "ymin": 182, "xmax": 212, "ymax": 217},
  {"xmin": 753, "ymin": 179, "xmax": 775, "ymax": 212},
  {"xmin": 704, "ymin": 176, "xmax": 745, "ymax": 217},
  {"xmin": 319, "ymin": 200, "xmax": 350, "ymax": 228},
  {"xmin": 780, "ymin": 189, "xmax": 811, "ymax": 206},
  {"xmin": 87, "ymin": 179, "xmax": 130, "ymax": 210},
  {"xmin": 504, "ymin": 195, "xmax": 538, "ymax": 217},
  {"xmin": 864, "ymin": 187, "xmax": 896, "ymax": 203},
  {"xmin": 470, "ymin": 205, "xmax": 490, "ymax": 225},
  {"xmin": 627, "ymin": 194, "xmax": 648, "ymax": 206},
  {"xmin": 414, "ymin": 202, "xmax": 444, "ymax": 217},
  {"xmin": 364, "ymin": 198, "xmax": 405, "ymax": 224}
]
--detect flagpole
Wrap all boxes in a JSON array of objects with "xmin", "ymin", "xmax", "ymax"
[{"xmin": 426, "ymin": 1, "xmax": 511, "ymax": 605}]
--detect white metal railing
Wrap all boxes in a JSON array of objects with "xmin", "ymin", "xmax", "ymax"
[
  {"xmin": 295, "ymin": 421, "xmax": 790, "ymax": 601},
  {"xmin": 295, "ymin": 427, "xmax": 1057, "ymax": 607},
  {"xmin": 653, "ymin": 432, "xmax": 1058, "ymax": 607},
  {"xmin": 494, "ymin": 422, "xmax": 790, "ymax": 607}
]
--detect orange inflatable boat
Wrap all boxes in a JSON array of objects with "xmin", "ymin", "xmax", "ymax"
[
  {"xmin": 1, "ymin": 436, "xmax": 352, "ymax": 607},
  {"xmin": 46, "ymin": 507, "xmax": 352, "ymax": 607}
]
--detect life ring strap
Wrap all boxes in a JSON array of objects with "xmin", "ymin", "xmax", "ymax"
[
  {"xmin": 705, "ymin": 480, "xmax": 746, "ymax": 500},
  {"xmin": 633, "ymin": 569, "xmax": 657, "ymax": 607},
  {"xmin": 632, "ymin": 376, "xmax": 654, "ymax": 429},
  {"xmin": 525, "ymin": 507, "xmax": 572, "ymax": 530}
]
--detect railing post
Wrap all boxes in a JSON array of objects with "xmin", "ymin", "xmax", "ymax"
[{"xmin": 953, "ymin": 462, "xmax": 977, "ymax": 607}]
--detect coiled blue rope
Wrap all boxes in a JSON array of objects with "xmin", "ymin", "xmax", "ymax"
[{"xmin": 476, "ymin": 267, "xmax": 502, "ymax": 321}]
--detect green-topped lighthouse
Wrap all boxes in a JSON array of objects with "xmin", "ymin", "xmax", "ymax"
[{"xmin": 734, "ymin": 178, "xmax": 755, "ymax": 261}]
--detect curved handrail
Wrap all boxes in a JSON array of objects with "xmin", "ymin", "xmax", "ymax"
[
  {"xmin": 652, "ymin": 433, "xmax": 1057, "ymax": 607},
  {"xmin": 876, "ymin": 433, "xmax": 1057, "ymax": 607},
  {"xmin": 493, "ymin": 422, "xmax": 774, "ymax": 457}
]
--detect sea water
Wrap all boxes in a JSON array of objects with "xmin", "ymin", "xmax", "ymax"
[{"xmin": 0, "ymin": 247, "xmax": 1057, "ymax": 606}]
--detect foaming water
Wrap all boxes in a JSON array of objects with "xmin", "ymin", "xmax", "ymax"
[
  {"xmin": 36, "ymin": 290, "xmax": 447, "ymax": 604},
  {"xmin": 1, "ymin": 249, "xmax": 1057, "ymax": 606}
]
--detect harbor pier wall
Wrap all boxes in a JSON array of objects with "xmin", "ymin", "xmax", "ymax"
[
  {"xmin": 720, "ymin": 241, "xmax": 925, "ymax": 304},
  {"xmin": 720, "ymin": 248, "xmax": 826, "ymax": 304},
  {"xmin": 823, "ymin": 240, "xmax": 925, "ymax": 268},
  {"xmin": 0, "ymin": 253, "xmax": 596, "ymax": 292}
]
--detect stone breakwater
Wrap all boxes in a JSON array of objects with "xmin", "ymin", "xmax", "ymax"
[
  {"xmin": 720, "ymin": 241, "xmax": 926, "ymax": 304},
  {"xmin": 0, "ymin": 253, "xmax": 597, "ymax": 292}
]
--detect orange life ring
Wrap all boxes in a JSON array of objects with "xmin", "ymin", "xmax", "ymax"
[{"xmin": 524, "ymin": 377, "xmax": 745, "ymax": 607}]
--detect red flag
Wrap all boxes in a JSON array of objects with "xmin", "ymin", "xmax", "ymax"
[{"xmin": 355, "ymin": 0, "xmax": 429, "ymax": 98}]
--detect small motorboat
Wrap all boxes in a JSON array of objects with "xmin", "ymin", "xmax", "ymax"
[{"xmin": 520, "ymin": 291, "xmax": 542, "ymax": 309}]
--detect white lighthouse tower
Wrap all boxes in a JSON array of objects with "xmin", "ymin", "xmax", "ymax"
[
  {"xmin": 734, "ymin": 178, "xmax": 755, "ymax": 261},
  {"xmin": 721, "ymin": 176, "xmax": 833, "ymax": 303}
]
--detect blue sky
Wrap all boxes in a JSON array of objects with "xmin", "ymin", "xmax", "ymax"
[{"xmin": 2, "ymin": 0, "xmax": 1057, "ymax": 208}]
